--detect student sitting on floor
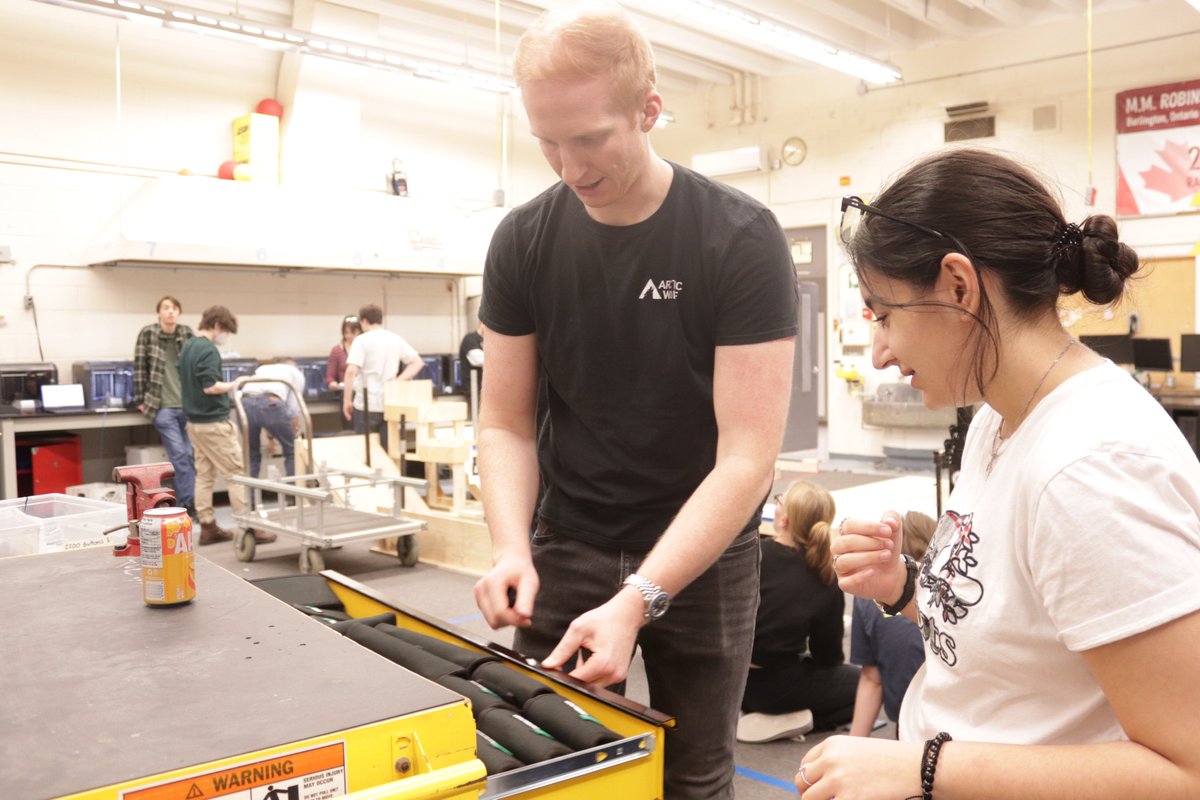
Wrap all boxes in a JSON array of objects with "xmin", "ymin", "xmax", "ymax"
[
  {"xmin": 847, "ymin": 510, "xmax": 936, "ymax": 737},
  {"xmin": 738, "ymin": 480, "xmax": 860, "ymax": 743}
]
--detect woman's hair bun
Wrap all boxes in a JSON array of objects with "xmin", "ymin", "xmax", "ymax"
[{"xmin": 1055, "ymin": 215, "xmax": 1139, "ymax": 306}]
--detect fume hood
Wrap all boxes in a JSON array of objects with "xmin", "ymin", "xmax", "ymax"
[{"xmin": 84, "ymin": 176, "xmax": 505, "ymax": 276}]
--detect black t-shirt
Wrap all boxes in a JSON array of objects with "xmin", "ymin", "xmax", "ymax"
[
  {"xmin": 480, "ymin": 162, "xmax": 798, "ymax": 550},
  {"xmin": 459, "ymin": 331, "xmax": 484, "ymax": 363},
  {"xmin": 753, "ymin": 536, "xmax": 846, "ymax": 667}
]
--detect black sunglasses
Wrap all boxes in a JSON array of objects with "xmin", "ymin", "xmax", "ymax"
[{"xmin": 839, "ymin": 195, "xmax": 954, "ymax": 246}]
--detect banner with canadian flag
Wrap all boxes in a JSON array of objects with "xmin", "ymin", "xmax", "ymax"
[{"xmin": 1115, "ymin": 78, "xmax": 1200, "ymax": 218}]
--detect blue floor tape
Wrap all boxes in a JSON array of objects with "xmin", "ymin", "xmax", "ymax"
[{"xmin": 735, "ymin": 764, "xmax": 799, "ymax": 794}]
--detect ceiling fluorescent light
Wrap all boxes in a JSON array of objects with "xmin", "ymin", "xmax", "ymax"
[
  {"xmin": 31, "ymin": 0, "xmax": 517, "ymax": 93},
  {"xmin": 668, "ymin": 0, "xmax": 901, "ymax": 84}
]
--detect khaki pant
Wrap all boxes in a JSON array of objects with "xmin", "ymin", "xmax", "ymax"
[{"xmin": 186, "ymin": 419, "xmax": 246, "ymax": 525}]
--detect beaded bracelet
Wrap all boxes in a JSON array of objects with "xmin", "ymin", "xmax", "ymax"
[{"xmin": 920, "ymin": 731, "xmax": 952, "ymax": 800}]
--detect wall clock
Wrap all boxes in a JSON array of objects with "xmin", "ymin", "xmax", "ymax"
[{"xmin": 781, "ymin": 136, "xmax": 807, "ymax": 166}]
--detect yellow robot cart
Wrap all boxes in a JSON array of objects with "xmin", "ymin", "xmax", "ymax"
[
  {"xmin": 1, "ymin": 550, "xmax": 671, "ymax": 800},
  {"xmin": 2, "ymin": 549, "xmax": 485, "ymax": 800},
  {"xmin": 320, "ymin": 571, "xmax": 674, "ymax": 800}
]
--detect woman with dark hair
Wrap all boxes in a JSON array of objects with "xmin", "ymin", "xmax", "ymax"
[
  {"xmin": 327, "ymin": 315, "xmax": 361, "ymax": 430},
  {"xmin": 738, "ymin": 480, "xmax": 859, "ymax": 743},
  {"xmin": 796, "ymin": 149, "xmax": 1200, "ymax": 799},
  {"xmin": 326, "ymin": 315, "xmax": 362, "ymax": 391}
]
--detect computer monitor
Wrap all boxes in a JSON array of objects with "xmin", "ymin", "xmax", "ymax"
[
  {"xmin": 220, "ymin": 358, "xmax": 259, "ymax": 383},
  {"xmin": 416, "ymin": 355, "xmax": 445, "ymax": 394},
  {"xmin": 1131, "ymin": 338, "xmax": 1174, "ymax": 371},
  {"xmin": 1181, "ymin": 334, "xmax": 1200, "ymax": 373},
  {"xmin": 40, "ymin": 383, "xmax": 87, "ymax": 411},
  {"xmin": 1079, "ymin": 334, "xmax": 1134, "ymax": 365}
]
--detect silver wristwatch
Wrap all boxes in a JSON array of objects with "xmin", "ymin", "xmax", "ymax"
[{"xmin": 622, "ymin": 573, "xmax": 671, "ymax": 621}]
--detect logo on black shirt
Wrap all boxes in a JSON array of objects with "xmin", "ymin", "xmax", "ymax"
[{"xmin": 638, "ymin": 279, "xmax": 683, "ymax": 300}]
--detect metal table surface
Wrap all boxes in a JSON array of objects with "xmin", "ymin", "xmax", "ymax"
[{"xmin": 0, "ymin": 548, "xmax": 461, "ymax": 799}]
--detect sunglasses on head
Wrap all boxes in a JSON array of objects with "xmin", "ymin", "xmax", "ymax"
[{"xmin": 839, "ymin": 195, "xmax": 955, "ymax": 245}]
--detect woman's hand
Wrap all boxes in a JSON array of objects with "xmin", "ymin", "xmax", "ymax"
[
  {"xmin": 796, "ymin": 735, "xmax": 923, "ymax": 799},
  {"xmin": 831, "ymin": 513, "xmax": 905, "ymax": 604}
]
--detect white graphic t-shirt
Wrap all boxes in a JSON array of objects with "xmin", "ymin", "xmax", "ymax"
[{"xmin": 900, "ymin": 361, "xmax": 1200, "ymax": 744}]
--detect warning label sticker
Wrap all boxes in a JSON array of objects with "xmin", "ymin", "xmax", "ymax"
[{"xmin": 122, "ymin": 742, "xmax": 347, "ymax": 800}]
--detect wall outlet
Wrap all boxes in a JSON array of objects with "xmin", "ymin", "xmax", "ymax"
[{"xmin": 0, "ymin": 245, "xmax": 12, "ymax": 263}]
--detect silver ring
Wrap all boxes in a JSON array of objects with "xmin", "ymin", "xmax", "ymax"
[
  {"xmin": 798, "ymin": 762, "xmax": 813, "ymax": 787},
  {"xmin": 832, "ymin": 554, "xmax": 841, "ymax": 565}
]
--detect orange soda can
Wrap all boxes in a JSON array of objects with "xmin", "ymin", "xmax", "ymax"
[{"xmin": 139, "ymin": 507, "xmax": 195, "ymax": 606}]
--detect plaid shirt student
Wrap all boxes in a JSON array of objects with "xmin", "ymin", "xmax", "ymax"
[{"xmin": 134, "ymin": 322, "xmax": 194, "ymax": 416}]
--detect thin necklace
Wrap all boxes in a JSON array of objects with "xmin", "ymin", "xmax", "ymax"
[{"xmin": 987, "ymin": 338, "xmax": 1076, "ymax": 476}]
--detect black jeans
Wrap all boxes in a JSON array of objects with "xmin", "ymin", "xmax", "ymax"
[
  {"xmin": 515, "ymin": 525, "xmax": 760, "ymax": 800},
  {"xmin": 742, "ymin": 657, "xmax": 860, "ymax": 731}
]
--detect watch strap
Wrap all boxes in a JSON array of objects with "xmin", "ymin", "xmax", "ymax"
[
  {"xmin": 877, "ymin": 555, "xmax": 918, "ymax": 617},
  {"xmin": 622, "ymin": 573, "xmax": 668, "ymax": 620}
]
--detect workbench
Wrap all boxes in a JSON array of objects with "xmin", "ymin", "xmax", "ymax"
[
  {"xmin": 1, "ymin": 548, "xmax": 482, "ymax": 800},
  {"xmin": 0, "ymin": 403, "xmax": 341, "ymax": 499}
]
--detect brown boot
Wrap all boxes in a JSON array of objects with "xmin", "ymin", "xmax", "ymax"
[
  {"xmin": 248, "ymin": 528, "xmax": 277, "ymax": 544},
  {"xmin": 198, "ymin": 521, "xmax": 234, "ymax": 545}
]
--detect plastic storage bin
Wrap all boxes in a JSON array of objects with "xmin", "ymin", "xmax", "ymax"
[
  {"xmin": 67, "ymin": 482, "xmax": 126, "ymax": 504},
  {"xmin": 0, "ymin": 493, "xmax": 127, "ymax": 557}
]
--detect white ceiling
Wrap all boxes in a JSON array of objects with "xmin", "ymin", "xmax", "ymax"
[{"xmin": 132, "ymin": 0, "xmax": 1162, "ymax": 91}]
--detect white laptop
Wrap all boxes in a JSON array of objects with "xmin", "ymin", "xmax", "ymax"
[{"xmin": 39, "ymin": 383, "xmax": 89, "ymax": 414}]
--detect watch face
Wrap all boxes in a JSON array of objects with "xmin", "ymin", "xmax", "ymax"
[{"xmin": 647, "ymin": 592, "xmax": 671, "ymax": 620}]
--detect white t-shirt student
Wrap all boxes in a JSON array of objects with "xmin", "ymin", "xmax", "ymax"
[
  {"xmin": 242, "ymin": 362, "xmax": 307, "ymax": 418},
  {"xmin": 901, "ymin": 361, "xmax": 1200, "ymax": 744},
  {"xmin": 346, "ymin": 328, "xmax": 419, "ymax": 413}
]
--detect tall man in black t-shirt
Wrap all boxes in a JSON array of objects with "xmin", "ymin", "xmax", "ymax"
[{"xmin": 472, "ymin": 6, "xmax": 797, "ymax": 797}]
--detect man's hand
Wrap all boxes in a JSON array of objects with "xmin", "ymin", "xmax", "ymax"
[
  {"xmin": 540, "ymin": 588, "xmax": 644, "ymax": 688},
  {"xmin": 473, "ymin": 553, "xmax": 539, "ymax": 629}
]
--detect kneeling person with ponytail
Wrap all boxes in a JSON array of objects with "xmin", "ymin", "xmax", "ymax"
[{"xmin": 738, "ymin": 480, "xmax": 859, "ymax": 743}]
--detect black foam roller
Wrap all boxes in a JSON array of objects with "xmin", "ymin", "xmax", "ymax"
[
  {"xmin": 521, "ymin": 693, "xmax": 622, "ymax": 750},
  {"xmin": 327, "ymin": 612, "xmax": 397, "ymax": 633},
  {"xmin": 437, "ymin": 675, "xmax": 514, "ymax": 716},
  {"xmin": 342, "ymin": 623, "xmax": 467, "ymax": 681},
  {"xmin": 471, "ymin": 661, "xmax": 553, "ymax": 708},
  {"xmin": 476, "ymin": 707, "xmax": 572, "ymax": 764},
  {"xmin": 377, "ymin": 624, "xmax": 497, "ymax": 672},
  {"xmin": 475, "ymin": 730, "xmax": 525, "ymax": 775}
]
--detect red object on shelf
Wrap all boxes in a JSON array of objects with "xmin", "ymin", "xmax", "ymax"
[
  {"xmin": 30, "ymin": 438, "xmax": 82, "ymax": 495},
  {"xmin": 218, "ymin": 160, "xmax": 237, "ymax": 180},
  {"xmin": 256, "ymin": 98, "xmax": 283, "ymax": 117}
]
